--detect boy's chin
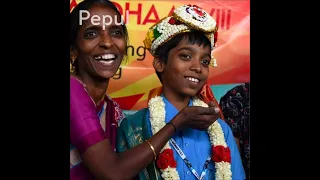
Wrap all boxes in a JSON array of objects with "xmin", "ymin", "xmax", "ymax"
[{"xmin": 181, "ymin": 89, "xmax": 200, "ymax": 97}]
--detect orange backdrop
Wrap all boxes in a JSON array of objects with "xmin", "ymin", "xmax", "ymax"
[{"xmin": 70, "ymin": 0, "xmax": 250, "ymax": 110}]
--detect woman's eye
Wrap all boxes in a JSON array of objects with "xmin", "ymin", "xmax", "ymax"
[{"xmin": 84, "ymin": 32, "xmax": 97, "ymax": 38}]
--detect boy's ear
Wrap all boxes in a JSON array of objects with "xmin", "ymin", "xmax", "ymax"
[{"xmin": 153, "ymin": 57, "xmax": 165, "ymax": 73}]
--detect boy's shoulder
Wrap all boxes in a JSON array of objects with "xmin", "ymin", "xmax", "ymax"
[{"xmin": 217, "ymin": 118, "xmax": 233, "ymax": 138}]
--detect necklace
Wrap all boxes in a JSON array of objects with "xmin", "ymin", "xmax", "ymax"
[{"xmin": 148, "ymin": 96, "xmax": 232, "ymax": 180}]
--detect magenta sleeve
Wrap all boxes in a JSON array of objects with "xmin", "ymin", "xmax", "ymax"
[{"xmin": 70, "ymin": 76, "xmax": 106, "ymax": 153}]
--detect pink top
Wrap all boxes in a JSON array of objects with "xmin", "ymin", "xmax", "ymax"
[{"xmin": 70, "ymin": 76, "xmax": 124, "ymax": 180}]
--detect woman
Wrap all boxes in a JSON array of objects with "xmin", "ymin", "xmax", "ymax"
[
  {"xmin": 220, "ymin": 83, "xmax": 250, "ymax": 179},
  {"xmin": 70, "ymin": 0, "xmax": 221, "ymax": 179},
  {"xmin": 117, "ymin": 4, "xmax": 245, "ymax": 180}
]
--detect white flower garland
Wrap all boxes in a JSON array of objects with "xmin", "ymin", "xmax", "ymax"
[{"xmin": 148, "ymin": 96, "xmax": 232, "ymax": 180}]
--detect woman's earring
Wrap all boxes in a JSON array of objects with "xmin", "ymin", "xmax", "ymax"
[{"xmin": 70, "ymin": 58, "xmax": 75, "ymax": 73}]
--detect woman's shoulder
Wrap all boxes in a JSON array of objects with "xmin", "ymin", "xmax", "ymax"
[
  {"xmin": 104, "ymin": 95, "xmax": 125, "ymax": 125},
  {"xmin": 106, "ymin": 95, "xmax": 121, "ymax": 109},
  {"xmin": 70, "ymin": 75, "xmax": 84, "ymax": 86},
  {"xmin": 70, "ymin": 75, "xmax": 87, "ymax": 95}
]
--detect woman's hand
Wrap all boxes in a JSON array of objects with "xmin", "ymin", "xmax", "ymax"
[{"xmin": 171, "ymin": 101, "xmax": 220, "ymax": 131}]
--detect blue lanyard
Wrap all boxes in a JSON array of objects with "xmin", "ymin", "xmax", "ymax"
[{"xmin": 169, "ymin": 139, "xmax": 211, "ymax": 180}]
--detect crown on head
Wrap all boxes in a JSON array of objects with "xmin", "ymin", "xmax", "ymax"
[{"xmin": 143, "ymin": 4, "xmax": 219, "ymax": 67}]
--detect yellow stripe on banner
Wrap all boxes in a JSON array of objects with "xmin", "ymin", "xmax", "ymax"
[{"xmin": 109, "ymin": 74, "xmax": 161, "ymax": 99}]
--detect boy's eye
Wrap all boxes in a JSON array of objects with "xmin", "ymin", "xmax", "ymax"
[
  {"xmin": 201, "ymin": 59, "xmax": 210, "ymax": 65},
  {"xmin": 180, "ymin": 54, "xmax": 191, "ymax": 60}
]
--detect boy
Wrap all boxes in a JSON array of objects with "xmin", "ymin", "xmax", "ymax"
[{"xmin": 117, "ymin": 4, "xmax": 245, "ymax": 180}]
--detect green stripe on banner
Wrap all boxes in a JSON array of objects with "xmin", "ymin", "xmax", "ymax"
[{"xmin": 211, "ymin": 83, "xmax": 242, "ymax": 103}]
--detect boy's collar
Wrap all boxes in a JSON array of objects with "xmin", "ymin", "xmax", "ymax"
[{"xmin": 160, "ymin": 94, "xmax": 193, "ymax": 107}]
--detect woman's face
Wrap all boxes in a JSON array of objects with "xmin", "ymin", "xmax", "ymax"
[{"xmin": 71, "ymin": 4, "xmax": 126, "ymax": 79}]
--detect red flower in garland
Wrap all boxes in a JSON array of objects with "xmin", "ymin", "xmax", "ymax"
[
  {"xmin": 212, "ymin": 145, "xmax": 231, "ymax": 163},
  {"xmin": 156, "ymin": 149, "xmax": 177, "ymax": 169}
]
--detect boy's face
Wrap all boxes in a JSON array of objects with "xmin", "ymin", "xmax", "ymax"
[{"xmin": 158, "ymin": 38, "xmax": 211, "ymax": 97}]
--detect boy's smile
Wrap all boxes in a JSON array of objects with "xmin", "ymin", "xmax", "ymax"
[{"xmin": 160, "ymin": 38, "xmax": 211, "ymax": 97}]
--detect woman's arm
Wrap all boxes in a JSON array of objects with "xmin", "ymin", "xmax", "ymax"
[
  {"xmin": 80, "ymin": 107, "xmax": 220, "ymax": 180},
  {"xmin": 82, "ymin": 122, "xmax": 175, "ymax": 180},
  {"xmin": 71, "ymin": 78, "xmax": 219, "ymax": 180}
]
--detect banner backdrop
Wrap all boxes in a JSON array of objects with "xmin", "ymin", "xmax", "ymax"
[{"xmin": 70, "ymin": 0, "xmax": 250, "ymax": 110}]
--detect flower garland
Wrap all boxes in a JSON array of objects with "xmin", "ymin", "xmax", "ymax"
[{"xmin": 148, "ymin": 96, "xmax": 232, "ymax": 180}]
